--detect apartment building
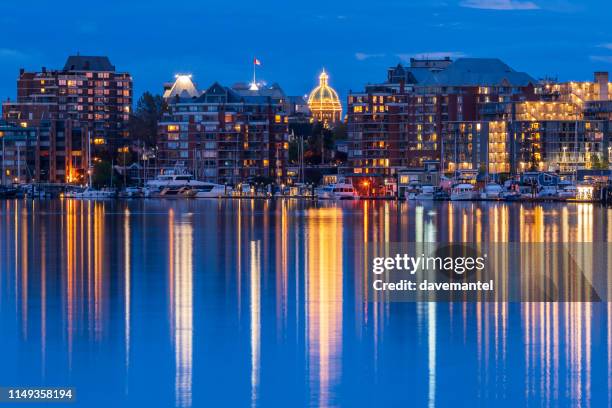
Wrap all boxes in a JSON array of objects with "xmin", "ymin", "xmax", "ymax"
[
  {"xmin": 1, "ymin": 55, "xmax": 131, "ymax": 182},
  {"xmin": 158, "ymin": 76, "xmax": 289, "ymax": 184}
]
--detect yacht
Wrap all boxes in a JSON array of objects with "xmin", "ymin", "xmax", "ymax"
[
  {"xmin": 145, "ymin": 169, "xmax": 216, "ymax": 198},
  {"xmin": 450, "ymin": 184, "xmax": 478, "ymax": 201},
  {"xmin": 556, "ymin": 180, "xmax": 577, "ymax": 200},
  {"xmin": 316, "ymin": 181, "xmax": 359, "ymax": 200},
  {"xmin": 480, "ymin": 183, "xmax": 504, "ymax": 200},
  {"xmin": 186, "ymin": 183, "xmax": 229, "ymax": 198}
]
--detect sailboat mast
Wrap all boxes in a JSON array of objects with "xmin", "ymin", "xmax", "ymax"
[{"xmin": 88, "ymin": 130, "xmax": 92, "ymax": 187}]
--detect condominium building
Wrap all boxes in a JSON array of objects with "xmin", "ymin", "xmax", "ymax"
[
  {"xmin": 1, "ymin": 55, "xmax": 132, "ymax": 183},
  {"xmin": 157, "ymin": 76, "xmax": 290, "ymax": 184},
  {"xmin": 347, "ymin": 57, "xmax": 536, "ymax": 177},
  {"xmin": 443, "ymin": 72, "xmax": 612, "ymax": 175}
]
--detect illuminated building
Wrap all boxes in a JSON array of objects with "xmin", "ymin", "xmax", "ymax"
[
  {"xmin": 163, "ymin": 75, "xmax": 201, "ymax": 100},
  {"xmin": 307, "ymin": 70, "xmax": 342, "ymax": 125},
  {"xmin": 1, "ymin": 55, "xmax": 132, "ymax": 182},
  {"xmin": 442, "ymin": 121, "xmax": 510, "ymax": 176},
  {"xmin": 347, "ymin": 57, "xmax": 536, "ymax": 178},
  {"xmin": 0, "ymin": 119, "xmax": 88, "ymax": 184},
  {"xmin": 157, "ymin": 76, "xmax": 290, "ymax": 184},
  {"xmin": 445, "ymin": 71, "xmax": 612, "ymax": 175}
]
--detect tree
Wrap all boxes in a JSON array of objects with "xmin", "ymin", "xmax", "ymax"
[
  {"xmin": 129, "ymin": 92, "xmax": 168, "ymax": 147},
  {"xmin": 92, "ymin": 161, "xmax": 112, "ymax": 188}
]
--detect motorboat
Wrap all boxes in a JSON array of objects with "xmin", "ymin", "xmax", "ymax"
[
  {"xmin": 450, "ymin": 183, "xmax": 478, "ymax": 201},
  {"xmin": 480, "ymin": 183, "xmax": 504, "ymax": 200},
  {"xmin": 71, "ymin": 187, "xmax": 116, "ymax": 199},
  {"xmin": 316, "ymin": 181, "xmax": 359, "ymax": 200},
  {"xmin": 557, "ymin": 181, "xmax": 578, "ymax": 200},
  {"xmin": 406, "ymin": 185, "xmax": 435, "ymax": 200},
  {"xmin": 187, "ymin": 183, "xmax": 228, "ymax": 198},
  {"xmin": 145, "ymin": 168, "xmax": 219, "ymax": 198}
]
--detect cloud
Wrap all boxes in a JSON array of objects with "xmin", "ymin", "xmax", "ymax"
[
  {"xmin": 0, "ymin": 48, "xmax": 27, "ymax": 59},
  {"xmin": 590, "ymin": 56, "xmax": 612, "ymax": 64},
  {"xmin": 355, "ymin": 52, "xmax": 386, "ymax": 61},
  {"xmin": 598, "ymin": 44, "xmax": 612, "ymax": 50},
  {"xmin": 460, "ymin": 0, "xmax": 539, "ymax": 10},
  {"xmin": 396, "ymin": 51, "xmax": 466, "ymax": 62}
]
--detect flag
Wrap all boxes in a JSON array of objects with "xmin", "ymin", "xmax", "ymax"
[{"xmin": 253, "ymin": 58, "xmax": 261, "ymax": 66}]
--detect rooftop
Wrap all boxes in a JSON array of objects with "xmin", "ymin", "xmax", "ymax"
[
  {"xmin": 63, "ymin": 55, "xmax": 116, "ymax": 72},
  {"xmin": 419, "ymin": 58, "xmax": 535, "ymax": 86}
]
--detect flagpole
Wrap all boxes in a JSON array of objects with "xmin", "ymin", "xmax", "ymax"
[{"xmin": 252, "ymin": 58, "xmax": 256, "ymax": 86}]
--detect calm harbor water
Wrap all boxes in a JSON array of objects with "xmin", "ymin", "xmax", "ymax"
[{"xmin": 0, "ymin": 199, "xmax": 611, "ymax": 407}]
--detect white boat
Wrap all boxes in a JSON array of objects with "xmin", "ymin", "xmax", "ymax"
[
  {"xmin": 406, "ymin": 185, "xmax": 435, "ymax": 200},
  {"xmin": 188, "ymin": 183, "xmax": 228, "ymax": 198},
  {"xmin": 557, "ymin": 184, "xmax": 578, "ymax": 200},
  {"xmin": 145, "ymin": 168, "xmax": 217, "ymax": 198},
  {"xmin": 72, "ymin": 187, "xmax": 116, "ymax": 199},
  {"xmin": 316, "ymin": 182, "xmax": 359, "ymax": 200},
  {"xmin": 480, "ymin": 183, "xmax": 503, "ymax": 200},
  {"xmin": 450, "ymin": 183, "xmax": 478, "ymax": 201}
]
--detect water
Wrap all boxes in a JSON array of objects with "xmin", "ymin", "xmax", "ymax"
[{"xmin": 0, "ymin": 199, "xmax": 610, "ymax": 407}]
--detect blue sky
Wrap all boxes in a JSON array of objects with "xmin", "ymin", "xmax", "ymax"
[{"xmin": 0, "ymin": 0, "xmax": 611, "ymax": 102}]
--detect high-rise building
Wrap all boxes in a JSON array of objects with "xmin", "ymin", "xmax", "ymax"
[
  {"xmin": 1, "ymin": 55, "xmax": 132, "ymax": 183},
  {"xmin": 157, "ymin": 76, "xmax": 290, "ymax": 184}
]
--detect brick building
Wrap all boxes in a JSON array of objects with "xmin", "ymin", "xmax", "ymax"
[
  {"xmin": 2, "ymin": 55, "xmax": 132, "ymax": 183},
  {"xmin": 346, "ymin": 58, "xmax": 536, "ymax": 177},
  {"xmin": 157, "ymin": 76, "xmax": 289, "ymax": 184}
]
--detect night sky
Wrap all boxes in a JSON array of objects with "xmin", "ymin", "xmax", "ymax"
[{"xmin": 0, "ymin": 0, "xmax": 610, "ymax": 102}]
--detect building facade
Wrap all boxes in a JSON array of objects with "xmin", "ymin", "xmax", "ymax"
[
  {"xmin": 347, "ymin": 57, "xmax": 536, "ymax": 177},
  {"xmin": 442, "ymin": 72, "xmax": 612, "ymax": 175},
  {"xmin": 1, "ymin": 55, "xmax": 132, "ymax": 183},
  {"xmin": 157, "ymin": 76, "xmax": 290, "ymax": 184}
]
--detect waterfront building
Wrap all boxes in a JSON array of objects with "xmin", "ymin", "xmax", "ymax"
[
  {"xmin": 443, "ymin": 72, "xmax": 612, "ymax": 175},
  {"xmin": 1, "ymin": 55, "xmax": 132, "ymax": 183},
  {"xmin": 157, "ymin": 76, "xmax": 290, "ymax": 184},
  {"xmin": 347, "ymin": 57, "xmax": 536, "ymax": 180},
  {"xmin": 0, "ymin": 119, "xmax": 89, "ymax": 184},
  {"xmin": 442, "ymin": 121, "xmax": 510, "ymax": 175},
  {"xmin": 307, "ymin": 70, "xmax": 342, "ymax": 125},
  {"xmin": 0, "ymin": 121, "xmax": 38, "ymax": 184}
]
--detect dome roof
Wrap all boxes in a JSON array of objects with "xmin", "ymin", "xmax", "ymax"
[{"xmin": 307, "ymin": 70, "xmax": 342, "ymax": 114}]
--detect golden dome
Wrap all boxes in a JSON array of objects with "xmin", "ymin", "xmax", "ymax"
[{"xmin": 307, "ymin": 69, "xmax": 342, "ymax": 124}]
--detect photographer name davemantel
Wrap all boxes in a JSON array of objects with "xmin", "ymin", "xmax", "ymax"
[{"xmin": 371, "ymin": 253, "xmax": 493, "ymax": 293}]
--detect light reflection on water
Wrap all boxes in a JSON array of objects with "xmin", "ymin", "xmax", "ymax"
[{"xmin": 0, "ymin": 199, "xmax": 610, "ymax": 407}]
